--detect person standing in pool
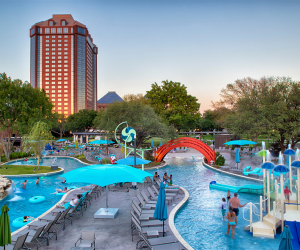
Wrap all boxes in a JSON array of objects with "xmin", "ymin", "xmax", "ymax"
[
  {"xmin": 21, "ymin": 180, "xmax": 27, "ymax": 189},
  {"xmin": 221, "ymin": 197, "xmax": 227, "ymax": 221},
  {"xmin": 228, "ymin": 192, "xmax": 247, "ymax": 218},
  {"xmin": 227, "ymin": 190, "xmax": 231, "ymax": 203},
  {"xmin": 226, "ymin": 206, "xmax": 237, "ymax": 239},
  {"xmin": 36, "ymin": 177, "xmax": 39, "ymax": 185}
]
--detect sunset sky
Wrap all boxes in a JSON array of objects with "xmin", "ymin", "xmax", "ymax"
[{"xmin": 1, "ymin": 0, "xmax": 299, "ymax": 112}]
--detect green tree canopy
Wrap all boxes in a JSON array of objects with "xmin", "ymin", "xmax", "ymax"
[
  {"xmin": 217, "ymin": 76, "xmax": 300, "ymax": 151},
  {"xmin": 93, "ymin": 95, "xmax": 175, "ymax": 147},
  {"xmin": 0, "ymin": 73, "xmax": 53, "ymax": 160},
  {"xmin": 24, "ymin": 121, "xmax": 54, "ymax": 170},
  {"xmin": 65, "ymin": 109, "xmax": 98, "ymax": 132},
  {"xmin": 145, "ymin": 80, "xmax": 200, "ymax": 131}
]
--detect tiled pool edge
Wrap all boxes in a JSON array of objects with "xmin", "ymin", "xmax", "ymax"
[
  {"xmin": 169, "ymin": 186, "xmax": 194, "ymax": 250},
  {"xmin": 203, "ymin": 163, "xmax": 263, "ymax": 183},
  {"xmin": 11, "ymin": 188, "xmax": 79, "ymax": 236}
]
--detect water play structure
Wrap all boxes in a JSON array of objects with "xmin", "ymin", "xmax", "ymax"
[
  {"xmin": 209, "ymin": 181, "xmax": 264, "ymax": 195},
  {"xmin": 154, "ymin": 137, "xmax": 215, "ymax": 163}
]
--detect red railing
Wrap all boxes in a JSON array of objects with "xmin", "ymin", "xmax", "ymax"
[{"xmin": 154, "ymin": 137, "xmax": 215, "ymax": 163}]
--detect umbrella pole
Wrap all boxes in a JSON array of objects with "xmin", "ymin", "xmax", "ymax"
[
  {"xmin": 106, "ymin": 186, "xmax": 108, "ymax": 212},
  {"xmin": 289, "ymin": 155, "xmax": 292, "ymax": 196},
  {"xmin": 163, "ymin": 221, "xmax": 164, "ymax": 237},
  {"xmin": 280, "ymin": 173, "xmax": 284, "ymax": 232},
  {"xmin": 267, "ymin": 171, "xmax": 270, "ymax": 213},
  {"xmin": 298, "ymin": 168, "xmax": 300, "ymax": 210}
]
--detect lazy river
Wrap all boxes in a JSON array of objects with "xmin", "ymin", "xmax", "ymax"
[{"xmin": 1, "ymin": 156, "xmax": 281, "ymax": 249}]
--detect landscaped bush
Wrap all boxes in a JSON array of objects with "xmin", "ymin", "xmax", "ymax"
[
  {"xmin": 215, "ymin": 153, "xmax": 226, "ymax": 166},
  {"xmin": 101, "ymin": 158, "xmax": 111, "ymax": 164},
  {"xmin": 0, "ymin": 152, "xmax": 34, "ymax": 162}
]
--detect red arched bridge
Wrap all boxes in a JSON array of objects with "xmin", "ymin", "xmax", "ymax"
[{"xmin": 154, "ymin": 137, "xmax": 215, "ymax": 163}]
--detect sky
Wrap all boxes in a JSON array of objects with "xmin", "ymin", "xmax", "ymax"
[{"xmin": 1, "ymin": 0, "xmax": 300, "ymax": 113}]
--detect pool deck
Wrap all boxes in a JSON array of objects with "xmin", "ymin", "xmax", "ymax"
[{"xmin": 38, "ymin": 183, "xmax": 187, "ymax": 250}]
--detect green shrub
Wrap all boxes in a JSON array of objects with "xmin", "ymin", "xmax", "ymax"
[
  {"xmin": 0, "ymin": 156, "xmax": 7, "ymax": 162},
  {"xmin": 101, "ymin": 158, "xmax": 111, "ymax": 164},
  {"xmin": 77, "ymin": 155, "xmax": 86, "ymax": 160},
  {"xmin": 215, "ymin": 154, "xmax": 226, "ymax": 166}
]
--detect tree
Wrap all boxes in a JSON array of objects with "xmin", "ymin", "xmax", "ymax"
[
  {"xmin": 216, "ymin": 76, "xmax": 300, "ymax": 151},
  {"xmin": 93, "ymin": 96, "xmax": 175, "ymax": 147},
  {"xmin": 199, "ymin": 110, "xmax": 218, "ymax": 131},
  {"xmin": 50, "ymin": 113, "xmax": 68, "ymax": 138},
  {"xmin": 0, "ymin": 73, "xmax": 53, "ymax": 160},
  {"xmin": 145, "ymin": 80, "xmax": 200, "ymax": 131},
  {"xmin": 24, "ymin": 121, "xmax": 54, "ymax": 170},
  {"xmin": 65, "ymin": 109, "xmax": 98, "ymax": 132}
]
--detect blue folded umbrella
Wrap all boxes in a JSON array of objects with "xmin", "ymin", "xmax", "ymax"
[{"xmin": 154, "ymin": 182, "xmax": 168, "ymax": 236}]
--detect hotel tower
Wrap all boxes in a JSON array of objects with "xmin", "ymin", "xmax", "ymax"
[{"xmin": 30, "ymin": 14, "xmax": 98, "ymax": 116}]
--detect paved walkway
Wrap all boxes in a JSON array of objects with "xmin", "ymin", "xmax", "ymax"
[{"xmin": 40, "ymin": 183, "xmax": 185, "ymax": 250}]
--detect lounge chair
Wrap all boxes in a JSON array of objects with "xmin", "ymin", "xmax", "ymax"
[
  {"xmin": 130, "ymin": 210, "xmax": 163, "ymax": 227},
  {"xmin": 243, "ymin": 167, "xmax": 262, "ymax": 177},
  {"xmin": 38, "ymin": 211, "xmax": 62, "ymax": 231},
  {"xmin": 75, "ymin": 231, "xmax": 96, "ymax": 248},
  {"xmin": 131, "ymin": 217, "xmax": 167, "ymax": 241},
  {"xmin": 147, "ymin": 187, "xmax": 174, "ymax": 204},
  {"xmin": 2, "ymin": 232, "xmax": 29, "ymax": 250},
  {"xmin": 131, "ymin": 203, "xmax": 154, "ymax": 221},
  {"xmin": 141, "ymin": 190, "xmax": 157, "ymax": 204},
  {"xmin": 137, "ymin": 193, "xmax": 156, "ymax": 209},
  {"xmin": 144, "ymin": 177, "xmax": 153, "ymax": 186},
  {"xmin": 243, "ymin": 166, "xmax": 251, "ymax": 172},
  {"xmin": 132, "ymin": 200, "xmax": 154, "ymax": 214},
  {"xmin": 13, "ymin": 225, "xmax": 45, "ymax": 249},
  {"xmin": 136, "ymin": 232, "xmax": 183, "ymax": 250}
]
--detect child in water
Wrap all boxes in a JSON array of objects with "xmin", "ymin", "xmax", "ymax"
[
  {"xmin": 221, "ymin": 197, "xmax": 227, "ymax": 221},
  {"xmin": 169, "ymin": 175, "xmax": 173, "ymax": 185}
]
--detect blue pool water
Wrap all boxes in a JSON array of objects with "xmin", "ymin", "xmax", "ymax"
[
  {"xmin": 1, "ymin": 157, "xmax": 88, "ymax": 231},
  {"xmin": 2, "ymin": 156, "xmax": 281, "ymax": 249},
  {"xmin": 147, "ymin": 158, "xmax": 281, "ymax": 250}
]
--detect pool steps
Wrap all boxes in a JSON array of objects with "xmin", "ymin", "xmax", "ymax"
[{"xmin": 251, "ymin": 212, "xmax": 281, "ymax": 238}]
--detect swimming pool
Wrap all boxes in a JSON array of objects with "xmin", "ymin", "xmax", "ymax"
[
  {"xmin": 1, "ymin": 157, "xmax": 88, "ymax": 231},
  {"xmin": 147, "ymin": 158, "xmax": 281, "ymax": 250}
]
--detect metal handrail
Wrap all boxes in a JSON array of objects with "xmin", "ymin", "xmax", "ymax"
[
  {"xmin": 253, "ymin": 203, "xmax": 260, "ymax": 216},
  {"xmin": 243, "ymin": 207, "xmax": 250, "ymax": 222}
]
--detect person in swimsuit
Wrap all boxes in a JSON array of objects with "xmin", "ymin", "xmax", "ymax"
[
  {"xmin": 169, "ymin": 175, "xmax": 173, "ymax": 185},
  {"xmin": 229, "ymin": 192, "xmax": 247, "ymax": 219},
  {"xmin": 163, "ymin": 173, "xmax": 169, "ymax": 184},
  {"xmin": 284, "ymin": 186, "xmax": 291, "ymax": 201},
  {"xmin": 36, "ymin": 177, "xmax": 39, "ymax": 185},
  {"xmin": 21, "ymin": 180, "xmax": 27, "ymax": 189},
  {"xmin": 55, "ymin": 187, "xmax": 68, "ymax": 193},
  {"xmin": 227, "ymin": 190, "xmax": 231, "ymax": 203},
  {"xmin": 221, "ymin": 197, "xmax": 227, "ymax": 221},
  {"xmin": 226, "ymin": 206, "xmax": 237, "ymax": 239}
]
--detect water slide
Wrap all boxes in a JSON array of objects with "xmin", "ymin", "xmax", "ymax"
[
  {"xmin": 285, "ymin": 221, "xmax": 300, "ymax": 250},
  {"xmin": 209, "ymin": 181, "xmax": 263, "ymax": 195}
]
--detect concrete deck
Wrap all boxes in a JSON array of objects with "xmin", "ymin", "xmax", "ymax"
[{"xmin": 39, "ymin": 183, "xmax": 185, "ymax": 250}]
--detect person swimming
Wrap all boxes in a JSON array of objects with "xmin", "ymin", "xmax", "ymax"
[
  {"xmin": 23, "ymin": 216, "xmax": 34, "ymax": 222},
  {"xmin": 21, "ymin": 180, "xmax": 27, "ymax": 189},
  {"xmin": 54, "ymin": 187, "xmax": 68, "ymax": 193}
]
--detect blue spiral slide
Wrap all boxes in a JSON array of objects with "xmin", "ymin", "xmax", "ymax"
[{"xmin": 285, "ymin": 220, "xmax": 300, "ymax": 250}]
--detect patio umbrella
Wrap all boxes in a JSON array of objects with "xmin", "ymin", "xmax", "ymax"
[
  {"xmin": 56, "ymin": 139, "xmax": 66, "ymax": 142},
  {"xmin": 160, "ymin": 139, "xmax": 163, "ymax": 147},
  {"xmin": 61, "ymin": 164, "xmax": 153, "ymax": 210},
  {"xmin": 284, "ymin": 144, "xmax": 295, "ymax": 196},
  {"xmin": 274, "ymin": 153, "xmax": 289, "ymax": 232},
  {"xmin": 291, "ymin": 148, "xmax": 300, "ymax": 205},
  {"xmin": 115, "ymin": 157, "xmax": 151, "ymax": 166},
  {"xmin": 278, "ymin": 226, "xmax": 293, "ymax": 250},
  {"xmin": 235, "ymin": 148, "xmax": 240, "ymax": 169},
  {"xmin": 224, "ymin": 140, "xmax": 257, "ymax": 146},
  {"xmin": 153, "ymin": 182, "xmax": 168, "ymax": 237},
  {"xmin": 0, "ymin": 204, "xmax": 11, "ymax": 249},
  {"xmin": 261, "ymin": 151, "xmax": 275, "ymax": 213},
  {"xmin": 89, "ymin": 140, "xmax": 114, "ymax": 145},
  {"xmin": 151, "ymin": 140, "xmax": 154, "ymax": 148}
]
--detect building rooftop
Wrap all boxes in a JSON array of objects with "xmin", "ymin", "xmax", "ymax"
[
  {"xmin": 32, "ymin": 14, "xmax": 86, "ymax": 28},
  {"xmin": 97, "ymin": 91, "xmax": 123, "ymax": 104}
]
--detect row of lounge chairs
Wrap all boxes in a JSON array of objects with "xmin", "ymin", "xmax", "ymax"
[
  {"xmin": 130, "ymin": 184, "xmax": 185, "ymax": 250},
  {"xmin": 4, "ymin": 185, "xmax": 101, "ymax": 250}
]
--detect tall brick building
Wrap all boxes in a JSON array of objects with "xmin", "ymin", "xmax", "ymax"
[{"xmin": 30, "ymin": 14, "xmax": 98, "ymax": 115}]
